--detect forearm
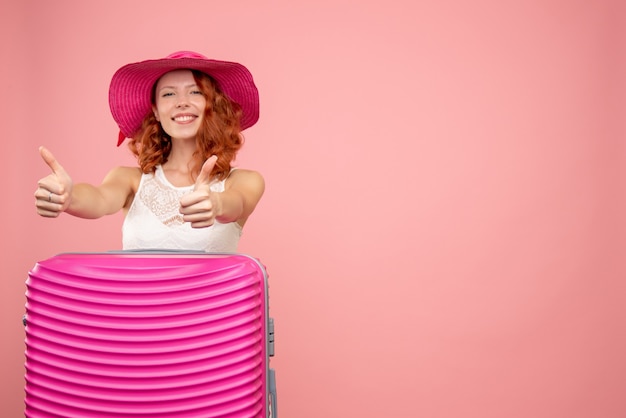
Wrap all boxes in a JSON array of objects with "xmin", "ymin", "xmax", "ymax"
[
  {"xmin": 214, "ymin": 189, "xmax": 245, "ymax": 223},
  {"xmin": 181, "ymin": 169, "xmax": 264, "ymax": 227},
  {"xmin": 214, "ymin": 170, "xmax": 264, "ymax": 224},
  {"xmin": 65, "ymin": 183, "xmax": 116, "ymax": 219}
]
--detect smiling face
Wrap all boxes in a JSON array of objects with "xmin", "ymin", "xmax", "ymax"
[{"xmin": 153, "ymin": 69, "xmax": 207, "ymax": 141}]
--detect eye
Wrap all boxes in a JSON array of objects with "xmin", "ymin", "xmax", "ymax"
[
  {"xmin": 191, "ymin": 90, "xmax": 203, "ymax": 95},
  {"xmin": 161, "ymin": 92, "xmax": 174, "ymax": 97}
]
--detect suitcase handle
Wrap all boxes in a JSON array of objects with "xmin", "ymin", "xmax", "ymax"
[{"xmin": 269, "ymin": 368, "xmax": 278, "ymax": 417}]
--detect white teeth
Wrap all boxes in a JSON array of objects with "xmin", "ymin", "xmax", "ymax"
[{"xmin": 174, "ymin": 115, "xmax": 194, "ymax": 122}]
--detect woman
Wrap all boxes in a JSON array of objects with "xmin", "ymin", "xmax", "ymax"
[{"xmin": 34, "ymin": 51, "xmax": 264, "ymax": 252}]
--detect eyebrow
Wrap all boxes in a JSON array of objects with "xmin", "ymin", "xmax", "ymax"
[{"xmin": 157, "ymin": 83, "xmax": 199, "ymax": 91}]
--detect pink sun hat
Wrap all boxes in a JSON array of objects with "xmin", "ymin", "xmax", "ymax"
[{"xmin": 109, "ymin": 51, "xmax": 259, "ymax": 146}]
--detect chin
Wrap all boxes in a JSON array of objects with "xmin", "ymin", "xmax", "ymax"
[{"xmin": 167, "ymin": 129, "xmax": 201, "ymax": 141}]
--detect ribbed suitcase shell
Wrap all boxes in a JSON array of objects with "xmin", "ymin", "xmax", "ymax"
[{"xmin": 24, "ymin": 252, "xmax": 275, "ymax": 418}]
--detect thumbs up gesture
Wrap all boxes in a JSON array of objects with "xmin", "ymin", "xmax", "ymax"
[
  {"xmin": 179, "ymin": 155, "xmax": 220, "ymax": 228},
  {"xmin": 35, "ymin": 146, "xmax": 74, "ymax": 217}
]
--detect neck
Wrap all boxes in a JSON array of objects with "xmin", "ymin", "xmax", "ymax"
[{"xmin": 162, "ymin": 138, "xmax": 199, "ymax": 179}]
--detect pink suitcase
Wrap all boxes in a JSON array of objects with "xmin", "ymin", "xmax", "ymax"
[{"xmin": 24, "ymin": 252, "xmax": 277, "ymax": 417}]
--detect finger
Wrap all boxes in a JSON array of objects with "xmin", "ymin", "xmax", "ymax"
[
  {"xmin": 38, "ymin": 190, "xmax": 66, "ymax": 206},
  {"xmin": 37, "ymin": 174, "xmax": 65, "ymax": 196},
  {"xmin": 35, "ymin": 198, "xmax": 63, "ymax": 217},
  {"xmin": 180, "ymin": 192, "xmax": 213, "ymax": 211},
  {"xmin": 190, "ymin": 220, "xmax": 214, "ymax": 229},
  {"xmin": 39, "ymin": 146, "xmax": 67, "ymax": 177},
  {"xmin": 193, "ymin": 155, "xmax": 218, "ymax": 191},
  {"xmin": 34, "ymin": 188, "xmax": 52, "ymax": 202},
  {"xmin": 36, "ymin": 207, "xmax": 62, "ymax": 218},
  {"xmin": 180, "ymin": 202, "xmax": 214, "ymax": 217},
  {"xmin": 185, "ymin": 216, "xmax": 215, "ymax": 228}
]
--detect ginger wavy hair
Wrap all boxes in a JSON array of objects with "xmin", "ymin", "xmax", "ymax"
[{"xmin": 127, "ymin": 70, "xmax": 244, "ymax": 181}]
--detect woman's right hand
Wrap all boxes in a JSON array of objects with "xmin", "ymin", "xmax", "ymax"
[{"xmin": 35, "ymin": 146, "xmax": 74, "ymax": 218}]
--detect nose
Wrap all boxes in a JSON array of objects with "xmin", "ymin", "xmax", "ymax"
[{"xmin": 176, "ymin": 97, "xmax": 189, "ymax": 108}]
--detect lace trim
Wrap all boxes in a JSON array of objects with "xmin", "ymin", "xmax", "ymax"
[{"xmin": 138, "ymin": 169, "xmax": 190, "ymax": 227}]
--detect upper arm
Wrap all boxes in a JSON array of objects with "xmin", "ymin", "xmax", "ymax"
[
  {"xmin": 224, "ymin": 169, "xmax": 265, "ymax": 224},
  {"xmin": 98, "ymin": 166, "xmax": 141, "ymax": 215}
]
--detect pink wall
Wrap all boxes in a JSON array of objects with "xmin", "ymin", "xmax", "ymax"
[{"xmin": 2, "ymin": 1, "xmax": 624, "ymax": 417}]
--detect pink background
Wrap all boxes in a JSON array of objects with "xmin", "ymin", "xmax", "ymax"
[{"xmin": 2, "ymin": 1, "xmax": 625, "ymax": 417}]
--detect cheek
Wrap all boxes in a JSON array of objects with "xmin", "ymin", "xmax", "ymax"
[
  {"xmin": 155, "ymin": 98, "xmax": 169, "ymax": 108},
  {"xmin": 153, "ymin": 102, "xmax": 164, "ymax": 120},
  {"xmin": 191, "ymin": 94, "xmax": 207, "ymax": 106}
]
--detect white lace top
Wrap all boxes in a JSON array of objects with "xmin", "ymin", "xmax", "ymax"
[{"xmin": 122, "ymin": 165, "xmax": 242, "ymax": 252}]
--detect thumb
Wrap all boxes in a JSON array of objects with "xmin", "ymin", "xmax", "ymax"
[
  {"xmin": 193, "ymin": 155, "xmax": 218, "ymax": 191},
  {"xmin": 39, "ymin": 146, "xmax": 67, "ymax": 177}
]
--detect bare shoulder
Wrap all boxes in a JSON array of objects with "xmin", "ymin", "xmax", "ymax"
[
  {"xmin": 226, "ymin": 168, "xmax": 264, "ymax": 188},
  {"xmin": 225, "ymin": 168, "xmax": 265, "ymax": 199}
]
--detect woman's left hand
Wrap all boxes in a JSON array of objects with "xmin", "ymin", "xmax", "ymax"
[{"xmin": 179, "ymin": 156, "xmax": 221, "ymax": 228}]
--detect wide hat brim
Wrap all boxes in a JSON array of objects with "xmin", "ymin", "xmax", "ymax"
[{"xmin": 109, "ymin": 51, "xmax": 259, "ymax": 146}]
